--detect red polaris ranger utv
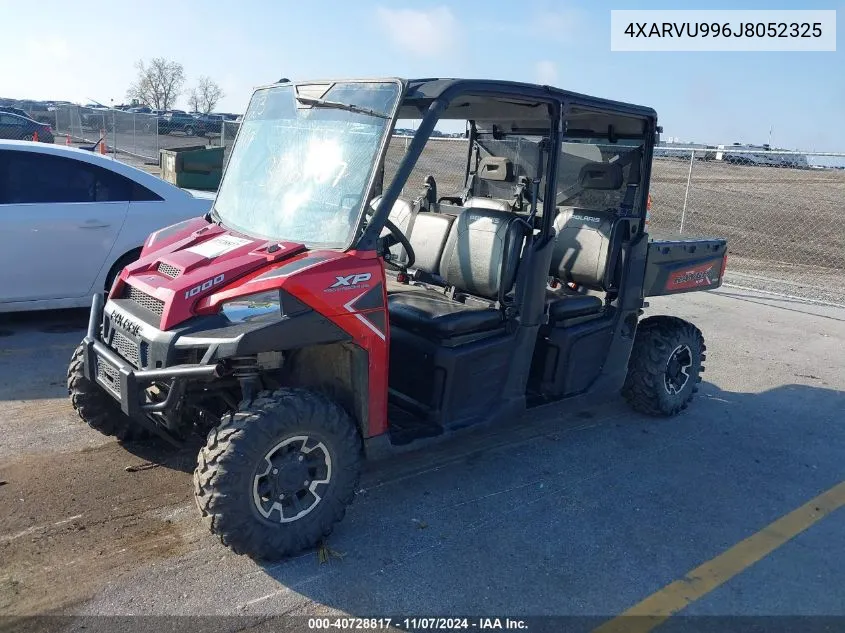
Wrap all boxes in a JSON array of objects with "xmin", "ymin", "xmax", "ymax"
[{"xmin": 68, "ymin": 78, "xmax": 728, "ymax": 559}]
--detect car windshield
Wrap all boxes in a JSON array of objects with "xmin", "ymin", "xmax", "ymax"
[{"xmin": 213, "ymin": 81, "xmax": 401, "ymax": 248}]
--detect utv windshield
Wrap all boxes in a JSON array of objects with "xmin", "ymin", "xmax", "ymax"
[{"xmin": 213, "ymin": 81, "xmax": 401, "ymax": 248}]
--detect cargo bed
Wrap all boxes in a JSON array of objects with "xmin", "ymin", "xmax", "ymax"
[{"xmin": 643, "ymin": 238, "xmax": 728, "ymax": 297}]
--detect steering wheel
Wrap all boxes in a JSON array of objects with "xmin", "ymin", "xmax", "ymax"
[
  {"xmin": 382, "ymin": 217, "xmax": 416, "ymax": 270},
  {"xmin": 364, "ymin": 205, "xmax": 416, "ymax": 270}
]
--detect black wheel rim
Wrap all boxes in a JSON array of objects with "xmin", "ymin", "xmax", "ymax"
[
  {"xmin": 252, "ymin": 435, "xmax": 332, "ymax": 523},
  {"xmin": 664, "ymin": 344, "xmax": 693, "ymax": 395}
]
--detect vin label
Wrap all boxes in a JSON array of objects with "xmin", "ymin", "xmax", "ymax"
[{"xmin": 611, "ymin": 10, "xmax": 836, "ymax": 51}]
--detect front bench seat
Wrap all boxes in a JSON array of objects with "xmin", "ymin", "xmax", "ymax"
[
  {"xmin": 387, "ymin": 292, "xmax": 505, "ymax": 337},
  {"xmin": 388, "ymin": 208, "xmax": 525, "ymax": 338},
  {"xmin": 384, "ymin": 212, "xmax": 455, "ymax": 294}
]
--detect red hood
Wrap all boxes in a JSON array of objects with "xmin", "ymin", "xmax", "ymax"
[{"xmin": 115, "ymin": 220, "xmax": 307, "ymax": 329}]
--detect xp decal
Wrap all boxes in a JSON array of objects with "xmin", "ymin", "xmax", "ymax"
[{"xmin": 326, "ymin": 273, "xmax": 372, "ymax": 292}]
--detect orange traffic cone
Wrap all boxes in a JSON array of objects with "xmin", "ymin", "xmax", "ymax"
[
  {"xmin": 66, "ymin": 134, "xmax": 71, "ymax": 146},
  {"xmin": 32, "ymin": 130, "xmax": 39, "ymax": 142},
  {"xmin": 99, "ymin": 140, "xmax": 106, "ymax": 154}
]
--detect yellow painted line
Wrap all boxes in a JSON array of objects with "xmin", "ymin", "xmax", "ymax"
[{"xmin": 593, "ymin": 480, "xmax": 845, "ymax": 633}]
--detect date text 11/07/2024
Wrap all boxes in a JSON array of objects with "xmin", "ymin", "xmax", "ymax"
[{"xmin": 307, "ymin": 617, "xmax": 529, "ymax": 630}]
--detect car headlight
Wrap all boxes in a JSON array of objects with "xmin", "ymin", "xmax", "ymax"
[{"xmin": 220, "ymin": 291, "xmax": 282, "ymax": 323}]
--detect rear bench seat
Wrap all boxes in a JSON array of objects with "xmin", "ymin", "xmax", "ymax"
[
  {"xmin": 388, "ymin": 207, "xmax": 525, "ymax": 339},
  {"xmin": 545, "ymin": 207, "xmax": 624, "ymax": 323},
  {"xmin": 542, "ymin": 160, "xmax": 630, "ymax": 324}
]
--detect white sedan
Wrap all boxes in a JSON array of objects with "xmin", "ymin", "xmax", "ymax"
[{"xmin": 0, "ymin": 140, "xmax": 214, "ymax": 312}]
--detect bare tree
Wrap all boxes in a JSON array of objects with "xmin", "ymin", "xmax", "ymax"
[
  {"xmin": 126, "ymin": 58, "xmax": 185, "ymax": 110},
  {"xmin": 189, "ymin": 76, "xmax": 225, "ymax": 114},
  {"xmin": 188, "ymin": 88, "xmax": 201, "ymax": 113}
]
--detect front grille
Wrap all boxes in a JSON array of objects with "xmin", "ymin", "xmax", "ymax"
[
  {"xmin": 97, "ymin": 358, "xmax": 121, "ymax": 396},
  {"xmin": 125, "ymin": 285, "xmax": 164, "ymax": 317},
  {"xmin": 110, "ymin": 329, "xmax": 140, "ymax": 367},
  {"xmin": 157, "ymin": 262, "xmax": 181, "ymax": 279},
  {"xmin": 171, "ymin": 346, "xmax": 208, "ymax": 366}
]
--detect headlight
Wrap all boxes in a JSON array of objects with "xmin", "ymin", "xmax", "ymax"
[{"xmin": 220, "ymin": 291, "xmax": 281, "ymax": 323}]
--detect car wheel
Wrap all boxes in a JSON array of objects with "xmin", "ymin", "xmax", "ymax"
[
  {"xmin": 20, "ymin": 133, "xmax": 34, "ymax": 141},
  {"xmin": 185, "ymin": 125, "xmax": 195, "ymax": 136}
]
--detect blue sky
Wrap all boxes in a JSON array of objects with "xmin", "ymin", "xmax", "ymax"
[{"xmin": 2, "ymin": 0, "xmax": 842, "ymax": 151}]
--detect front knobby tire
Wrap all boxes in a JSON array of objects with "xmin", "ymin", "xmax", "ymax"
[
  {"xmin": 67, "ymin": 343, "xmax": 150, "ymax": 441},
  {"xmin": 622, "ymin": 316, "xmax": 706, "ymax": 417},
  {"xmin": 193, "ymin": 388, "xmax": 363, "ymax": 560}
]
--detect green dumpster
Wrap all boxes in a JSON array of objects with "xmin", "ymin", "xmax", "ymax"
[{"xmin": 159, "ymin": 145, "xmax": 224, "ymax": 191}]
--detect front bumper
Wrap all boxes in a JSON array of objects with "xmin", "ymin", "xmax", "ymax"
[{"xmin": 82, "ymin": 293, "xmax": 219, "ymax": 421}]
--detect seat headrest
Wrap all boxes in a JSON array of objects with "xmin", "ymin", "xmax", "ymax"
[
  {"xmin": 408, "ymin": 212, "xmax": 454, "ymax": 275},
  {"xmin": 550, "ymin": 207, "xmax": 617, "ymax": 291},
  {"xmin": 477, "ymin": 156, "xmax": 514, "ymax": 182},
  {"xmin": 554, "ymin": 206, "xmax": 615, "ymax": 231},
  {"xmin": 463, "ymin": 197, "xmax": 512, "ymax": 212},
  {"xmin": 439, "ymin": 208, "xmax": 524, "ymax": 301},
  {"xmin": 578, "ymin": 162, "xmax": 623, "ymax": 190}
]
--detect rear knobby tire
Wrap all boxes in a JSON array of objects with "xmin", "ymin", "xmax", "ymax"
[
  {"xmin": 193, "ymin": 388, "xmax": 362, "ymax": 560},
  {"xmin": 67, "ymin": 343, "xmax": 149, "ymax": 441},
  {"xmin": 622, "ymin": 316, "xmax": 705, "ymax": 417}
]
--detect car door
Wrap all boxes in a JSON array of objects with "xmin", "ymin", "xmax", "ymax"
[
  {"xmin": 0, "ymin": 149, "xmax": 129, "ymax": 302},
  {"xmin": 0, "ymin": 114, "xmax": 24, "ymax": 139}
]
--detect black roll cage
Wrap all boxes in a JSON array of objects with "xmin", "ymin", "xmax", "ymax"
[
  {"xmin": 358, "ymin": 85, "xmax": 563, "ymax": 252},
  {"xmin": 356, "ymin": 79, "xmax": 657, "ymax": 253}
]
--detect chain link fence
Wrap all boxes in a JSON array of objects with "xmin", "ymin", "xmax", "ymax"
[
  {"xmin": 383, "ymin": 137, "xmax": 845, "ymax": 305},
  {"xmin": 385, "ymin": 136, "xmax": 469, "ymax": 197},
  {"xmin": 649, "ymin": 148, "xmax": 845, "ymax": 305},
  {"xmin": 53, "ymin": 105, "xmax": 237, "ymax": 164},
  {"xmin": 12, "ymin": 103, "xmax": 59, "ymax": 129},
  {"xmin": 221, "ymin": 119, "xmax": 241, "ymax": 168}
]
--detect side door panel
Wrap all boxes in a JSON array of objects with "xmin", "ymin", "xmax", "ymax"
[
  {"xmin": 0, "ymin": 150, "xmax": 129, "ymax": 302},
  {"xmin": 0, "ymin": 114, "xmax": 23, "ymax": 140}
]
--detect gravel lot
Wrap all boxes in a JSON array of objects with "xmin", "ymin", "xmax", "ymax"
[{"xmin": 1, "ymin": 288, "xmax": 843, "ymax": 630}]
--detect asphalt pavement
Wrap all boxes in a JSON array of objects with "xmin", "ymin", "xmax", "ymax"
[{"xmin": 0, "ymin": 287, "xmax": 843, "ymax": 630}]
